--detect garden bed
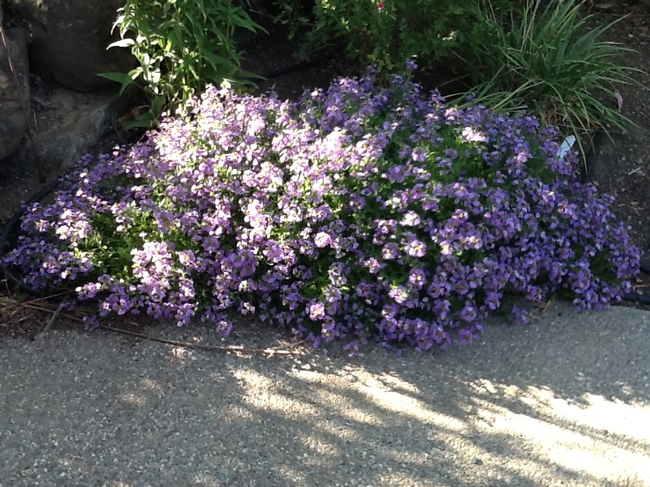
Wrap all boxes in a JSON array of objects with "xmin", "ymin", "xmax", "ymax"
[{"xmin": 2, "ymin": 1, "xmax": 650, "ymax": 349}]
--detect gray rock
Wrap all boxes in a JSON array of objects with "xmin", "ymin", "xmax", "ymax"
[
  {"xmin": 0, "ymin": 27, "xmax": 30, "ymax": 160},
  {"xmin": 7, "ymin": 0, "xmax": 135, "ymax": 92},
  {"xmin": 32, "ymin": 91, "xmax": 127, "ymax": 171},
  {"xmin": 2, "ymin": 85, "xmax": 135, "ymax": 176}
]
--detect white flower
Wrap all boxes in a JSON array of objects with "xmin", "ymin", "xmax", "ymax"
[
  {"xmin": 461, "ymin": 127, "xmax": 488, "ymax": 143},
  {"xmin": 401, "ymin": 211, "xmax": 421, "ymax": 227},
  {"xmin": 314, "ymin": 232, "xmax": 332, "ymax": 248}
]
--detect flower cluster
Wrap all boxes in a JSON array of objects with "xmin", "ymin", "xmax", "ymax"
[{"xmin": 3, "ymin": 67, "xmax": 639, "ymax": 352}]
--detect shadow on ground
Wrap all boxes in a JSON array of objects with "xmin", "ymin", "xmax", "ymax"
[{"xmin": 1, "ymin": 301, "xmax": 649, "ymax": 487}]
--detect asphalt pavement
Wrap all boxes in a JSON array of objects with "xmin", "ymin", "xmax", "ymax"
[{"xmin": 1, "ymin": 301, "xmax": 649, "ymax": 487}]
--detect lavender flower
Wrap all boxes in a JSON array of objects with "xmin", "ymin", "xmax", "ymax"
[
  {"xmin": 2, "ymin": 66, "xmax": 639, "ymax": 354},
  {"xmin": 314, "ymin": 232, "xmax": 333, "ymax": 248}
]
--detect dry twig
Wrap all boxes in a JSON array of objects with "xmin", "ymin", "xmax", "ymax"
[
  {"xmin": 1, "ymin": 293, "xmax": 304, "ymax": 357},
  {"xmin": 39, "ymin": 299, "xmax": 65, "ymax": 336}
]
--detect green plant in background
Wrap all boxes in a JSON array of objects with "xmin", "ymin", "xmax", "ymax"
[
  {"xmin": 100, "ymin": 0, "xmax": 263, "ymax": 128},
  {"xmin": 458, "ymin": 0, "xmax": 641, "ymax": 160},
  {"xmin": 281, "ymin": 0, "xmax": 480, "ymax": 75}
]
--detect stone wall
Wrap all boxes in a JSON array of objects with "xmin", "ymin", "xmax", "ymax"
[
  {"xmin": 7, "ymin": 0, "xmax": 134, "ymax": 92},
  {"xmin": 0, "ymin": 26, "xmax": 30, "ymax": 161},
  {"xmin": 0, "ymin": 0, "xmax": 134, "ymax": 177}
]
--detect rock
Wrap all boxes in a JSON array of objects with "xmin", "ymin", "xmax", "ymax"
[
  {"xmin": 0, "ymin": 27, "xmax": 30, "ymax": 161},
  {"xmin": 7, "ymin": 0, "xmax": 135, "ymax": 92},
  {"xmin": 2, "ymin": 85, "xmax": 136, "ymax": 177}
]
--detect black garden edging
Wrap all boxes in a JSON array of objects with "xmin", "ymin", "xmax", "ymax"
[
  {"xmin": 621, "ymin": 265, "xmax": 650, "ymax": 304},
  {"xmin": 0, "ymin": 178, "xmax": 61, "ymax": 297}
]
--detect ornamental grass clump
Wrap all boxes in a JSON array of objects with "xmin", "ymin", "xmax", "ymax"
[
  {"xmin": 460, "ymin": 0, "xmax": 640, "ymax": 158},
  {"xmin": 3, "ymin": 66, "xmax": 639, "ymax": 352}
]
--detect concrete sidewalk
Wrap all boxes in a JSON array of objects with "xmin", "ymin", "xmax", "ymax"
[{"xmin": 1, "ymin": 301, "xmax": 649, "ymax": 487}]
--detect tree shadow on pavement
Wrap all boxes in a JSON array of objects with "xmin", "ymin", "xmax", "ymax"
[{"xmin": 1, "ymin": 299, "xmax": 649, "ymax": 486}]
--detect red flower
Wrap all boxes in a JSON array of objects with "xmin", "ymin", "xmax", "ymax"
[{"xmin": 378, "ymin": 1, "xmax": 385, "ymax": 10}]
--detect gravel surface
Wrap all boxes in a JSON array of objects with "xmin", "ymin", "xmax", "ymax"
[{"xmin": 1, "ymin": 301, "xmax": 650, "ymax": 487}]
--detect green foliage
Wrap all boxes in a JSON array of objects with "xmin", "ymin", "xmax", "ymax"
[
  {"xmin": 100, "ymin": 0, "xmax": 264, "ymax": 128},
  {"xmin": 280, "ymin": 0, "xmax": 479, "ymax": 74},
  {"xmin": 458, "ymin": 0, "xmax": 641, "ymax": 156},
  {"xmin": 277, "ymin": 0, "xmax": 640, "ymax": 164}
]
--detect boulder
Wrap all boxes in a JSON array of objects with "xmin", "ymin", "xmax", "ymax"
[
  {"xmin": 0, "ymin": 27, "xmax": 30, "ymax": 161},
  {"xmin": 2, "ymin": 85, "xmax": 136, "ymax": 177},
  {"xmin": 7, "ymin": 0, "xmax": 135, "ymax": 92}
]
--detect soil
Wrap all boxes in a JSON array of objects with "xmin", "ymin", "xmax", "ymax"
[
  {"xmin": 2, "ymin": 3, "xmax": 650, "ymax": 339},
  {"xmin": 586, "ymin": 3, "xmax": 650, "ymax": 263}
]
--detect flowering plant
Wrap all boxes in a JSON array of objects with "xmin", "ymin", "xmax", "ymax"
[
  {"xmin": 99, "ymin": 0, "xmax": 263, "ymax": 128},
  {"xmin": 3, "ymin": 65, "xmax": 639, "ymax": 353}
]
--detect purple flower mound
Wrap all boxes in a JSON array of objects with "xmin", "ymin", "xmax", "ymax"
[{"xmin": 3, "ymin": 67, "xmax": 640, "ymax": 353}]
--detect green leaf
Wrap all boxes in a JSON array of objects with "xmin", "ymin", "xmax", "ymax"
[
  {"xmin": 96, "ymin": 71, "xmax": 136, "ymax": 95},
  {"xmin": 107, "ymin": 38, "xmax": 136, "ymax": 49},
  {"xmin": 124, "ymin": 112, "xmax": 155, "ymax": 130},
  {"xmin": 151, "ymin": 95, "xmax": 166, "ymax": 117}
]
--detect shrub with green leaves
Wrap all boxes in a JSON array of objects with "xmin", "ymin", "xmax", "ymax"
[
  {"xmin": 101, "ymin": 0, "xmax": 263, "ymax": 127},
  {"xmin": 284, "ymin": 0, "xmax": 494, "ymax": 74},
  {"xmin": 459, "ymin": 0, "xmax": 640, "ymax": 155}
]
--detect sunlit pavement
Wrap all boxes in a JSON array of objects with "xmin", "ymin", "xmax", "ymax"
[{"xmin": 1, "ymin": 300, "xmax": 648, "ymax": 487}]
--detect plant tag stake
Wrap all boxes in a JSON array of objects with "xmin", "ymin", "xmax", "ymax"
[{"xmin": 556, "ymin": 135, "xmax": 576, "ymax": 161}]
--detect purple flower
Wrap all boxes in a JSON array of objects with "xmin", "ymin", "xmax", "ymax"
[
  {"xmin": 389, "ymin": 285, "xmax": 410, "ymax": 304},
  {"xmin": 364, "ymin": 257, "xmax": 382, "ymax": 274},
  {"xmin": 405, "ymin": 59, "xmax": 418, "ymax": 71},
  {"xmin": 461, "ymin": 127, "xmax": 488, "ymax": 143},
  {"xmin": 401, "ymin": 211, "xmax": 421, "ymax": 227},
  {"xmin": 405, "ymin": 239, "xmax": 427, "ymax": 258},
  {"xmin": 382, "ymin": 243, "xmax": 399, "ymax": 260},
  {"xmin": 309, "ymin": 302, "xmax": 326, "ymax": 321},
  {"xmin": 216, "ymin": 320, "xmax": 233, "ymax": 336},
  {"xmin": 411, "ymin": 146, "xmax": 427, "ymax": 162},
  {"xmin": 408, "ymin": 269, "xmax": 427, "ymax": 289}
]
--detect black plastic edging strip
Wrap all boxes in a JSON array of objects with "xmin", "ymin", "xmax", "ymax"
[{"xmin": 0, "ymin": 178, "xmax": 61, "ymax": 296}]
